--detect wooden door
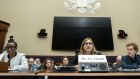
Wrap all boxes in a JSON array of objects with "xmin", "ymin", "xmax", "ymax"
[{"xmin": 0, "ymin": 20, "xmax": 10, "ymax": 53}]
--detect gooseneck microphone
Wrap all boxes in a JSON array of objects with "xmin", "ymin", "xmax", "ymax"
[{"xmin": 75, "ymin": 49, "xmax": 80, "ymax": 55}]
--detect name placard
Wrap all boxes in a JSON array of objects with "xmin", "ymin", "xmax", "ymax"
[{"xmin": 78, "ymin": 55, "xmax": 107, "ymax": 62}]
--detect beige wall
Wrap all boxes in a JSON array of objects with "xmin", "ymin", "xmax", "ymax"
[{"xmin": 0, "ymin": 0, "xmax": 140, "ymax": 56}]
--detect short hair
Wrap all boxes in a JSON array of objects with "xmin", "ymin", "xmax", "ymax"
[
  {"xmin": 126, "ymin": 42, "xmax": 139, "ymax": 52},
  {"xmin": 28, "ymin": 57, "xmax": 34, "ymax": 62},
  {"xmin": 116, "ymin": 56, "xmax": 122, "ymax": 61}
]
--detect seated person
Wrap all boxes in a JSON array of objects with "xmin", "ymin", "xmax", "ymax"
[
  {"xmin": 60, "ymin": 56, "xmax": 71, "ymax": 66},
  {"xmin": 38, "ymin": 58, "xmax": 54, "ymax": 71},
  {"xmin": 51, "ymin": 60, "xmax": 54, "ymax": 67},
  {"xmin": 112, "ymin": 56, "xmax": 122, "ymax": 70},
  {"xmin": 35, "ymin": 58, "xmax": 54, "ymax": 79},
  {"xmin": 33, "ymin": 58, "xmax": 41, "ymax": 71},
  {"xmin": 0, "ymin": 40, "xmax": 28, "ymax": 70},
  {"xmin": 28, "ymin": 57, "xmax": 35, "ymax": 70},
  {"xmin": 122, "ymin": 42, "xmax": 140, "ymax": 69},
  {"xmin": 72, "ymin": 38, "xmax": 101, "ymax": 65}
]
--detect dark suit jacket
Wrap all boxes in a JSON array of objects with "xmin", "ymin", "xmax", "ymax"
[{"xmin": 122, "ymin": 54, "xmax": 140, "ymax": 69}]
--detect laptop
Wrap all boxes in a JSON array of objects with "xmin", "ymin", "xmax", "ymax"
[
  {"xmin": 0, "ymin": 61, "xmax": 9, "ymax": 72},
  {"xmin": 55, "ymin": 66, "xmax": 76, "ymax": 72}
]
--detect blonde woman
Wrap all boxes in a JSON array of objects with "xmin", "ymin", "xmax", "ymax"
[
  {"xmin": 72, "ymin": 38, "xmax": 101, "ymax": 65},
  {"xmin": 80, "ymin": 38, "xmax": 97, "ymax": 55}
]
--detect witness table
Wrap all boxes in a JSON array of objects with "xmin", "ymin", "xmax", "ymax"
[
  {"xmin": 1, "ymin": 70, "xmax": 140, "ymax": 79},
  {"xmin": 0, "ymin": 70, "xmax": 35, "ymax": 79},
  {"xmin": 37, "ymin": 71, "xmax": 140, "ymax": 79},
  {"xmin": 37, "ymin": 71, "xmax": 140, "ymax": 76}
]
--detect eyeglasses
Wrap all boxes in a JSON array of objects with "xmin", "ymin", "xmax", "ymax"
[
  {"xmin": 6, "ymin": 46, "xmax": 16, "ymax": 49},
  {"xmin": 84, "ymin": 42, "xmax": 93, "ymax": 45}
]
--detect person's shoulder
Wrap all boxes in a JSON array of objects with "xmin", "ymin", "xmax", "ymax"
[
  {"xmin": 16, "ymin": 52, "xmax": 25, "ymax": 56},
  {"xmin": 1, "ymin": 52, "xmax": 7, "ymax": 54},
  {"xmin": 136, "ymin": 54, "xmax": 140, "ymax": 57},
  {"xmin": 122, "ymin": 55, "xmax": 129, "ymax": 60},
  {"xmin": 0, "ymin": 52, "xmax": 8, "ymax": 56},
  {"xmin": 0, "ymin": 52, "xmax": 7, "ymax": 60},
  {"xmin": 136, "ymin": 54, "xmax": 140, "ymax": 56}
]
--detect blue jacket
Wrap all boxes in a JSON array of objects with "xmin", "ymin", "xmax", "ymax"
[{"xmin": 122, "ymin": 54, "xmax": 140, "ymax": 69}]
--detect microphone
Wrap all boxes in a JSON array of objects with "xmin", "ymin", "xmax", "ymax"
[{"xmin": 75, "ymin": 49, "xmax": 80, "ymax": 55}]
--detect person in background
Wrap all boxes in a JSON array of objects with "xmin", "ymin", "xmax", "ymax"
[
  {"xmin": 0, "ymin": 39, "xmax": 28, "ymax": 70},
  {"xmin": 33, "ymin": 58, "xmax": 41, "ymax": 71},
  {"xmin": 122, "ymin": 42, "xmax": 140, "ymax": 69},
  {"xmin": 28, "ymin": 57, "xmax": 35, "ymax": 70},
  {"xmin": 36, "ymin": 58, "xmax": 54, "ymax": 79},
  {"xmin": 51, "ymin": 60, "xmax": 55, "ymax": 67},
  {"xmin": 72, "ymin": 38, "xmax": 101, "ymax": 65},
  {"xmin": 112, "ymin": 56, "xmax": 122, "ymax": 70},
  {"xmin": 60, "ymin": 56, "xmax": 71, "ymax": 66},
  {"xmin": 38, "ymin": 58, "xmax": 54, "ymax": 71}
]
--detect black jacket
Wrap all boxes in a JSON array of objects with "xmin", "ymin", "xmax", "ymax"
[{"xmin": 122, "ymin": 54, "xmax": 140, "ymax": 69}]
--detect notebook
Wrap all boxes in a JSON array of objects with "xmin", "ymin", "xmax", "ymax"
[{"xmin": 0, "ymin": 61, "xmax": 9, "ymax": 72}]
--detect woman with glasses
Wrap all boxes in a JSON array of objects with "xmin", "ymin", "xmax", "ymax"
[
  {"xmin": 80, "ymin": 38, "xmax": 97, "ymax": 55},
  {"xmin": 72, "ymin": 38, "xmax": 101, "ymax": 65},
  {"xmin": 0, "ymin": 40, "xmax": 28, "ymax": 70}
]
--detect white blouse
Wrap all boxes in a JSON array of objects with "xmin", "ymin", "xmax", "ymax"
[{"xmin": 0, "ymin": 51, "xmax": 28, "ymax": 70}]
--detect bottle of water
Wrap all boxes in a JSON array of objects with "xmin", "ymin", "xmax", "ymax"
[{"xmin": 32, "ymin": 64, "xmax": 38, "ymax": 71}]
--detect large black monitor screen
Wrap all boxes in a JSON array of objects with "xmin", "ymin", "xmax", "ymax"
[{"xmin": 52, "ymin": 16, "xmax": 114, "ymax": 51}]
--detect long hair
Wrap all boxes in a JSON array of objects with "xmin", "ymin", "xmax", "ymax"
[
  {"xmin": 41, "ymin": 58, "xmax": 54, "ymax": 70},
  {"xmin": 60, "ymin": 56, "xmax": 69, "ymax": 66},
  {"xmin": 80, "ymin": 38, "xmax": 96, "ymax": 54}
]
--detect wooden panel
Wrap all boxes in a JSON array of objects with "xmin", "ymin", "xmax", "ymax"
[
  {"xmin": 0, "ymin": 71, "xmax": 140, "ymax": 79},
  {"xmin": 37, "ymin": 72, "xmax": 140, "ymax": 76},
  {"xmin": 0, "ymin": 76, "xmax": 34, "ymax": 79},
  {"xmin": 0, "ymin": 20, "xmax": 10, "ymax": 53},
  {"xmin": 49, "ymin": 76, "xmax": 140, "ymax": 79}
]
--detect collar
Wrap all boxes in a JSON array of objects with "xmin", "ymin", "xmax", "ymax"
[{"xmin": 7, "ymin": 52, "xmax": 17, "ymax": 59}]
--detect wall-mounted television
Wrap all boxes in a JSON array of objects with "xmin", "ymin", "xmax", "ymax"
[{"xmin": 52, "ymin": 16, "xmax": 114, "ymax": 51}]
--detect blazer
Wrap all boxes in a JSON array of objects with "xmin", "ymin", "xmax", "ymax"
[{"xmin": 122, "ymin": 54, "xmax": 140, "ymax": 69}]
